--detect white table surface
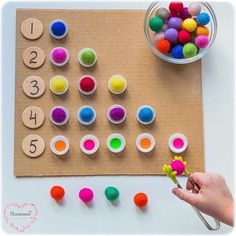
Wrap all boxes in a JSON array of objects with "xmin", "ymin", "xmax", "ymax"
[{"xmin": 1, "ymin": 1, "xmax": 234, "ymax": 234}]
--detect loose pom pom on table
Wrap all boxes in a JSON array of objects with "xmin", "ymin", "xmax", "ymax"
[
  {"xmin": 50, "ymin": 185, "xmax": 65, "ymax": 201},
  {"xmin": 171, "ymin": 160, "xmax": 185, "ymax": 176},
  {"xmin": 155, "ymin": 7, "xmax": 170, "ymax": 22},
  {"xmin": 183, "ymin": 43, "xmax": 197, "ymax": 58},
  {"xmin": 188, "ymin": 2, "xmax": 201, "ymax": 16},
  {"xmin": 169, "ymin": 2, "xmax": 184, "ymax": 16},
  {"xmin": 197, "ymin": 12, "xmax": 210, "ymax": 25},
  {"xmin": 178, "ymin": 29, "xmax": 191, "ymax": 44},
  {"xmin": 149, "ymin": 16, "xmax": 163, "ymax": 32},
  {"xmin": 134, "ymin": 193, "xmax": 148, "ymax": 208},
  {"xmin": 79, "ymin": 188, "xmax": 94, "ymax": 204},
  {"xmin": 156, "ymin": 39, "xmax": 171, "ymax": 54},
  {"xmin": 195, "ymin": 35, "xmax": 209, "ymax": 48},
  {"xmin": 171, "ymin": 45, "xmax": 184, "ymax": 59},
  {"xmin": 164, "ymin": 28, "xmax": 178, "ymax": 43},
  {"xmin": 182, "ymin": 18, "xmax": 197, "ymax": 32},
  {"xmin": 105, "ymin": 186, "xmax": 120, "ymax": 201}
]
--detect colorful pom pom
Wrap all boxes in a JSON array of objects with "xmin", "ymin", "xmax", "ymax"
[
  {"xmin": 171, "ymin": 159, "xmax": 185, "ymax": 176},
  {"xmin": 171, "ymin": 45, "xmax": 184, "ymax": 59},
  {"xmin": 79, "ymin": 188, "xmax": 94, "ymax": 203},
  {"xmin": 134, "ymin": 193, "xmax": 148, "ymax": 208},
  {"xmin": 50, "ymin": 185, "xmax": 65, "ymax": 201},
  {"xmin": 195, "ymin": 35, "xmax": 209, "ymax": 48},
  {"xmin": 149, "ymin": 16, "xmax": 163, "ymax": 32},
  {"xmin": 178, "ymin": 29, "xmax": 191, "ymax": 44},
  {"xmin": 183, "ymin": 43, "xmax": 197, "ymax": 58},
  {"xmin": 197, "ymin": 12, "xmax": 210, "ymax": 25},
  {"xmin": 169, "ymin": 2, "xmax": 184, "ymax": 16},
  {"xmin": 156, "ymin": 39, "xmax": 171, "ymax": 54},
  {"xmin": 182, "ymin": 18, "xmax": 197, "ymax": 32}
]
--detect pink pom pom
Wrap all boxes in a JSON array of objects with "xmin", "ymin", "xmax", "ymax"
[
  {"xmin": 195, "ymin": 35, "xmax": 209, "ymax": 48},
  {"xmin": 171, "ymin": 160, "xmax": 185, "ymax": 176},
  {"xmin": 79, "ymin": 188, "xmax": 94, "ymax": 203}
]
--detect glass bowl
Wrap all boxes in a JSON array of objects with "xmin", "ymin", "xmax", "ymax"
[{"xmin": 144, "ymin": 2, "xmax": 217, "ymax": 64}]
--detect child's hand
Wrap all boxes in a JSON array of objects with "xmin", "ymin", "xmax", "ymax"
[{"xmin": 172, "ymin": 172, "xmax": 234, "ymax": 226}]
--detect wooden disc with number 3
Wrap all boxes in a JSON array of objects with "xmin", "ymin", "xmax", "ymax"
[
  {"xmin": 22, "ymin": 134, "xmax": 45, "ymax": 158},
  {"xmin": 22, "ymin": 106, "xmax": 45, "ymax": 129},
  {"xmin": 23, "ymin": 76, "xmax": 45, "ymax": 98}
]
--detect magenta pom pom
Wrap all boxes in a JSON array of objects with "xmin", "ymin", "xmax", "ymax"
[
  {"xmin": 79, "ymin": 188, "xmax": 94, "ymax": 203},
  {"xmin": 195, "ymin": 35, "xmax": 209, "ymax": 48},
  {"xmin": 171, "ymin": 160, "xmax": 185, "ymax": 176}
]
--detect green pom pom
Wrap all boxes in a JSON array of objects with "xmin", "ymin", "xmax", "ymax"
[
  {"xmin": 104, "ymin": 186, "xmax": 119, "ymax": 201},
  {"xmin": 149, "ymin": 17, "xmax": 163, "ymax": 32},
  {"xmin": 183, "ymin": 43, "xmax": 197, "ymax": 58},
  {"xmin": 80, "ymin": 49, "xmax": 96, "ymax": 65}
]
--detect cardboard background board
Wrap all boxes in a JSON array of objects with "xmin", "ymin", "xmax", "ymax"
[{"xmin": 14, "ymin": 9, "xmax": 204, "ymax": 176}]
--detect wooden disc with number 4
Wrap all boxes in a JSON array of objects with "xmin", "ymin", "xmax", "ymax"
[
  {"xmin": 22, "ymin": 134, "xmax": 45, "ymax": 158},
  {"xmin": 22, "ymin": 106, "xmax": 45, "ymax": 129}
]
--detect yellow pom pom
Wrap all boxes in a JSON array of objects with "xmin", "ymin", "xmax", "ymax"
[
  {"xmin": 108, "ymin": 75, "xmax": 127, "ymax": 94},
  {"xmin": 50, "ymin": 75, "xmax": 68, "ymax": 94},
  {"xmin": 182, "ymin": 18, "xmax": 197, "ymax": 32},
  {"xmin": 196, "ymin": 26, "xmax": 209, "ymax": 36}
]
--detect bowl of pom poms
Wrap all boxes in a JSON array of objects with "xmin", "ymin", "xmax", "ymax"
[{"xmin": 144, "ymin": 1, "xmax": 217, "ymax": 64}]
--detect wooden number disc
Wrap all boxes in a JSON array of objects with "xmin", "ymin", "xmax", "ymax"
[
  {"xmin": 21, "ymin": 18, "xmax": 43, "ymax": 40},
  {"xmin": 22, "ymin": 134, "xmax": 45, "ymax": 158},
  {"xmin": 22, "ymin": 46, "xmax": 45, "ymax": 69},
  {"xmin": 23, "ymin": 76, "xmax": 45, "ymax": 98},
  {"xmin": 22, "ymin": 106, "xmax": 45, "ymax": 129}
]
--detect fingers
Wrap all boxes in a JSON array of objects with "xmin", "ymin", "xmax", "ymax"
[
  {"xmin": 190, "ymin": 172, "xmax": 206, "ymax": 187},
  {"xmin": 172, "ymin": 187, "xmax": 199, "ymax": 206}
]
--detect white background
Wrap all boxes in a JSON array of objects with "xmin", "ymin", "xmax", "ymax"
[{"xmin": 0, "ymin": 1, "xmax": 235, "ymax": 235}]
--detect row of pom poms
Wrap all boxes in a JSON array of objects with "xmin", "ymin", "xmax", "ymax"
[
  {"xmin": 49, "ymin": 105, "xmax": 155, "ymax": 126},
  {"xmin": 50, "ymin": 185, "xmax": 148, "ymax": 208},
  {"xmin": 49, "ymin": 74, "xmax": 127, "ymax": 96},
  {"xmin": 50, "ymin": 133, "xmax": 187, "ymax": 156},
  {"xmin": 149, "ymin": 2, "xmax": 210, "ymax": 58}
]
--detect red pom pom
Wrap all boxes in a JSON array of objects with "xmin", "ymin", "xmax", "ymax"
[
  {"xmin": 169, "ymin": 2, "xmax": 184, "ymax": 16},
  {"xmin": 156, "ymin": 39, "xmax": 171, "ymax": 54},
  {"xmin": 50, "ymin": 185, "xmax": 65, "ymax": 201},
  {"xmin": 134, "ymin": 193, "xmax": 148, "ymax": 208},
  {"xmin": 79, "ymin": 76, "xmax": 95, "ymax": 93},
  {"xmin": 178, "ymin": 30, "xmax": 191, "ymax": 44}
]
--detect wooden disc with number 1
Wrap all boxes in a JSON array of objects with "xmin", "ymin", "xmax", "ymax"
[{"xmin": 22, "ymin": 134, "xmax": 45, "ymax": 158}]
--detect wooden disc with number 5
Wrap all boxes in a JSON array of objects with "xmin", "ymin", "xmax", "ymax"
[
  {"xmin": 22, "ymin": 46, "xmax": 45, "ymax": 69},
  {"xmin": 22, "ymin": 106, "xmax": 45, "ymax": 129},
  {"xmin": 22, "ymin": 134, "xmax": 45, "ymax": 158}
]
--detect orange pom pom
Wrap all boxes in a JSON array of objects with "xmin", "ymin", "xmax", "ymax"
[
  {"xmin": 134, "ymin": 192, "xmax": 148, "ymax": 207},
  {"xmin": 196, "ymin": 26, "xmax": 209, "ymax": 36},
  {"xmin": 50, "ymin": 185, "xmax": 65, "ymax": 201},
  {"xmin": 156, "ymin": 39, "xmax": 171, "ymax": 54}
]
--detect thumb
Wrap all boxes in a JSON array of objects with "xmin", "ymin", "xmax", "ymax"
[{"xmin": 172, "ymin": 187, "xmax": 199, "ymax": 206}]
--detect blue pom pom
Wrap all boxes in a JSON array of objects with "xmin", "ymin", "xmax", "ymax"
[
  {"xmin": 171, "ymin": 45, "xmax": 184, "ymax": 59},
  {"xmin": 50, "ymin": 20, "xmax": 67, "ymax": 38},
  {"xmin": 78, "ymin": 106, "xmax": 96, "ymax": 125},
  {"xmin": 196, "ymin": 13, "xmax": 210, "ymax": 26},
  {"xmin": 138, "ymin": 106, "xmax": 155, "ymax": 124}
]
